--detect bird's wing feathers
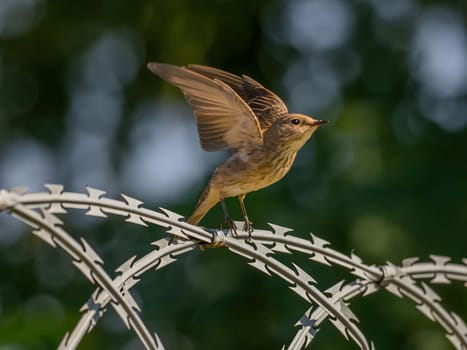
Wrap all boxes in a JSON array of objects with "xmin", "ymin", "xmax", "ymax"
[
  {"xmin": 187, "ymin": 64, "xmax": 244, "ymax": 93},
  {"xmin": 187, "ymin": 64, "xmax": 288, "ymax": 130},
  {"xmin": 147, "ymin": 63, "xmax": 263, "ymax": 152}
]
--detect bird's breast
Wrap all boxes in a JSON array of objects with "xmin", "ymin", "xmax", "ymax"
[{"xmin": 211, "ymin": 149, "xmax": 297, "ymax": 198}]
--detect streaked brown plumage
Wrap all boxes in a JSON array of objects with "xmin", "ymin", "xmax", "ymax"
[{"xmin": 147, "ymin": 62, "xmax": 327, "ymax": 233}]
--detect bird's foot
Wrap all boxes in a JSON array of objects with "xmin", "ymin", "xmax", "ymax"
[
  {"xmin": 220, "ymin": 216, "xmax": 238, "ymax": 237},
  {"xmin": 242, "ymin": 218, "xmax": 253, "ymax": 233},
  {"xmin": 242, "ymin": 218, "xmax": 254, "ymax": 243}
]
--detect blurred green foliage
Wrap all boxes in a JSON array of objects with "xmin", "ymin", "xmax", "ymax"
[{"xmin": 0, "ymin": 0, "xmax": 466, "ymax": 349}]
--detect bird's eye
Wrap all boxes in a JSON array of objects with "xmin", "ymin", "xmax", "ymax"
[{"xmin": 291, "ymin": 119, "xmax": 300, "ymax": 125}]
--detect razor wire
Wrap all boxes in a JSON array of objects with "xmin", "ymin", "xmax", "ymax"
[{"xmin": 0, "ymin": 185, "xmax": 466, "ymax": 350}]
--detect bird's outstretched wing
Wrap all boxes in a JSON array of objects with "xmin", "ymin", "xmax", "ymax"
[
  {"xmin": 187, "ymin": 64, "xmax": 288, "ymax": 130},
  {"xmin": 148, "ymin": 62, "xmax": 263, "ymax": 152}
]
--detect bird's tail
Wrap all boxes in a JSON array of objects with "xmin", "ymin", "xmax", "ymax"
[{"xmin": 187, "ymin": 184, "xmax": 219, "ymax": 225}]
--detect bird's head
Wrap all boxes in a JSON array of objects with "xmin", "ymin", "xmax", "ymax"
[{"xmin": 269, "ymin": 113, "xmax": 328, "ymax": 152}]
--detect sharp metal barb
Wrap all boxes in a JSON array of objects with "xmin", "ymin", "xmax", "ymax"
[
  {"xmin": 267, "ymin": 223, "xmax": 293, "ymax": 254},
  {"xmin": 430, "ymin": 255, "xmax": 452, "ymax": 266},
  {"xmin": 45, "ymin": 184, "xmax": 64, "ymax": 195},
  {"xmin": 11, "ymin": 186, "xmax": 29, "ymax": 195},
  {"xmin": 120, "ymin": 193, "xmax": 148, "ymax": 226},
  {"xmin": 324, "ymin": 280, "xmax": 347, "ymax": 298},
  {"xmin": 85, "ymin": 187, "xmax": 107, "ymax": 217},
  {"xmin": 116, "ymin": 255, "xmax": 138, "ymax": 274},
  {"xmin": 32, "ymin": 227, "xmax": 57, "ymax": 247},
  {"xmin": 58, "ymin": 332, "xmax": 71, "ymax": 350},
  {"xmin": 402, "ymin": 257, "xmax": 419, "ymax": 267},
  {"xmin": 286, "ymin": 308, "xmax": 318, "ymax": 350}
]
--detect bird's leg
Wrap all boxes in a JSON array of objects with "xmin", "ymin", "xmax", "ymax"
[
  {"xmin": 238, "ymin": 194, "xmax": 253, "ymax": 236},
  {"xmin": 220, "ymin": 199, "xmax": 237, "ymax": 236}
]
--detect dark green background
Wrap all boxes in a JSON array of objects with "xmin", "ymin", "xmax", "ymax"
[{"xmin": 0, "ymin": 0, "xmax": 466, "ymax": 349}]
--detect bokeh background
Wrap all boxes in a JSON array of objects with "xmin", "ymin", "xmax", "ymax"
[{"xmin": 0, "ymin": 0, "xmax": 466, "ymax": 349}]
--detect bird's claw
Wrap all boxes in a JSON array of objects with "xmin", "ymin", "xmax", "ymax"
[
  {"xmin": 220, "ymin": 216, "xmax": 238, "ymax": 236},
  {"xmin": 242, "ymin": 218, "xmax": 253, "ymax": 234},
  {"xmin": 199, "ymin": 218, "xmax": 254, "ymax": 249},
  {"xmin": 243, "ymin": 219, "xmax": 254, "ymax": 243}
]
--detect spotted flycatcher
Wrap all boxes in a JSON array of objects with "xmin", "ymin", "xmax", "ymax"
[{"xmin": 147, "ymin": 63, "xmax": 327, "ymax": 233}]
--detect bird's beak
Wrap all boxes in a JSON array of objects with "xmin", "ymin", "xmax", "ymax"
[{"xmin": 310, "ymin": 119, "xmax": 329, "ymax": 127}]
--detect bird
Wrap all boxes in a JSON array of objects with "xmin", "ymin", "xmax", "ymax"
[{"xmin": 147, "ymin": 62, "xmax": 328, "ymax": 234}]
